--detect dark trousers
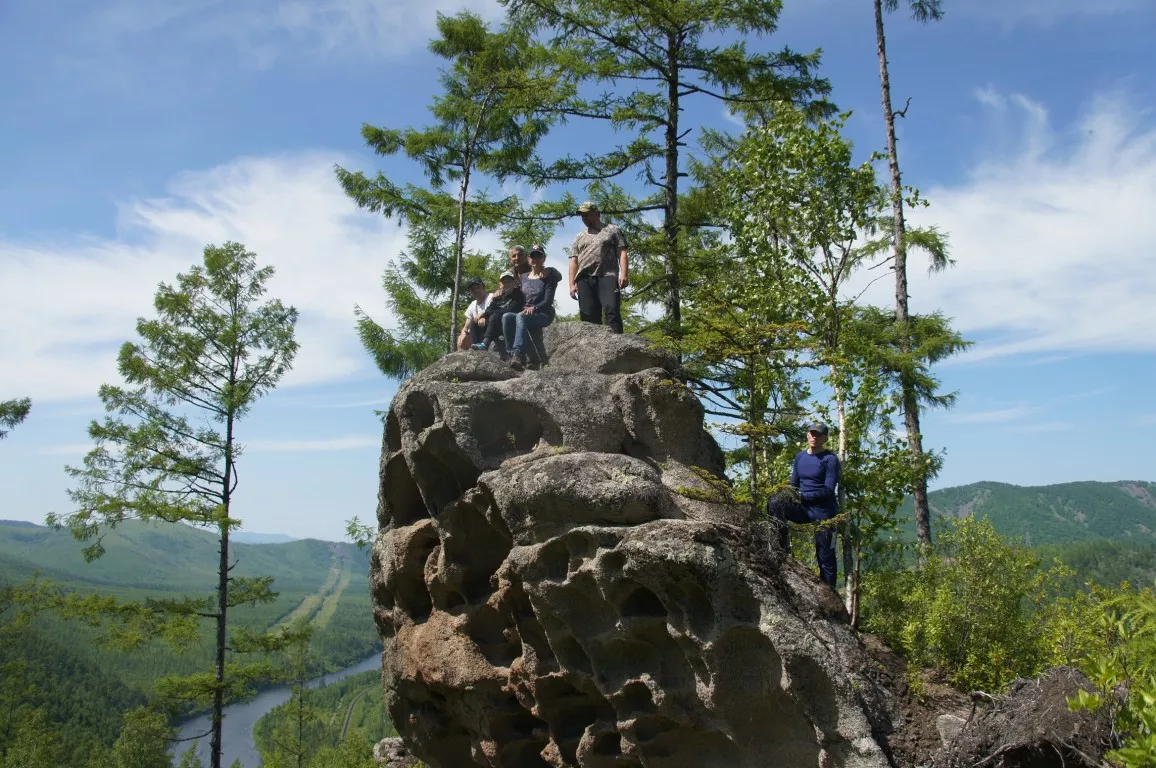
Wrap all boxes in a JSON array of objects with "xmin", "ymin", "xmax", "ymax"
[
  {"xmin": 576, "ymin": 274, "xmax": 622, "ymax": 334},
  {"xmin": 466, "ymin": 320, "xmax": 484, "ymax": 345},
  {"xmin": 771, "ymin": 502, "xmax": 838, "ymax": 588},
  {"xmin": 481, "ymin": 312, "xmax": 514, "ymax": 348}
]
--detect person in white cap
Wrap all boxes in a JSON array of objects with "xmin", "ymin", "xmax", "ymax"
[
  {"xmin": 472, "ymin": 271, "xmax": 524, "ymax": 351},
  {"xmin": 568, "ymin": 201, "xmax": 628, "ymax": 333}
]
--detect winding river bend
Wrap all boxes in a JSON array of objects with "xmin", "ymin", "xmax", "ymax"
[{"xmin": 173, "ymin": 653, "xmax": 381, "ymax": 768}]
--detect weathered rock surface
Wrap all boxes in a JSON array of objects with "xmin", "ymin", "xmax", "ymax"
[{"xmin": 370, "ymin": 322, "xmax": 897, "ymax": 768}]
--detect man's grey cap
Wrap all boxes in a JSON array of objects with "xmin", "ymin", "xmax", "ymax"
[
  {"xmin": 577, "ymin": 200, "xmax": 599, "ymax": 214},
  {"xmin": 807, "ymin": 422, "xmax": 830, "ymax": 436}
]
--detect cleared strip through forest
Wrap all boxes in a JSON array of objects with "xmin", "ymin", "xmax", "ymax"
[{"xmin": 277, "ymin": 546, "xmax": 351, "ymax": 628}]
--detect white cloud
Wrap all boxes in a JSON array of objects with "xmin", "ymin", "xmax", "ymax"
[
  {"xmin": 0, "ymin": 153, "xmax": 398, "ymax": 402},
  {"xmin": 0, "ymin": 151, "xmax": 580, "ymax": 404},
  {"xmin": 84, "ymin": 0, "xmax": 504, "ymax": 66},
  {"xmin": 962, "ymin": 0, "xmax": 1148, "ymax": 24},
  {"xmin": 884, "ymin": 91, "xmax": 1156, "ymax": 362},
  {"xmin": 947, "ymin": 406, "xmax": 1038, "ymax": 424},
  {"xmin": 245, "ymin": 435, "xmax": 380, "ymax": 452}
]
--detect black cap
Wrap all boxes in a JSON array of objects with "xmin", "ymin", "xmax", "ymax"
[
  {"xmin": 807, "ymin": 422, "xmax": 829, "ymax": 436},
  {"xmin": 467, "ymin": 277, "xmax": 485, "ymax": 289},
  {"xmin": 529, "ymin": 244, "xmax": 546, "ymax": 257}
]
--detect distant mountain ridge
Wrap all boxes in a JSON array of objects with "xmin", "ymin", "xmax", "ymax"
[
  {"xmin": 233, "ymin": 531, "xmax": 299, "ymax": 544},
  {"xmin": 905, "ymin": 480, "xmax": 1156, "ymax": 547}
]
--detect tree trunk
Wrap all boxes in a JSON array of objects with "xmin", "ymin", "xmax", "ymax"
[
  {"xmin": 747, "ymin": 357, "xmax": 759, "ymax": 510},
  {"xmin": 833, "ymin": 373, "xmax": 853, "ymax": 617},
  {"xmin": 210, "ymin": 412, "xmax": 235, "ymax": 768},
  {"xmin": 663, "ymin": 32, "xmax": 682, "ymax": 335},
  {"xmin": 875, "ymin": 0, "xmax": 932, "ymax": 552},
  {"xmin": 450, "ymin": 163, "xmax": 471, "ymax": 354}
]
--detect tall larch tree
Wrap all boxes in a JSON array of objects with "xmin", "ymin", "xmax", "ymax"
[
  {"xmin": 874, "ymin": 0, "xmax": 945, "ymax": 551},
  {"xmin": 336, "ymin": 11, "xmax": 566, "ymax": 367},
  {"xmin": 505, "ymin": 0, "xmax": 830, "ymax": 337},
  {"xmin": 53, "ymin": 242, "xmax": 300, "ymax": 768}
]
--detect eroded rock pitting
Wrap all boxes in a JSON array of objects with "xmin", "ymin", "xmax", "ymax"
[{"xmin": 370, "ymin": 323, "xmax": 896, "ymax": 767}]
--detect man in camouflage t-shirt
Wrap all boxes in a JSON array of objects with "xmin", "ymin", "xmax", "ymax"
[{"xmin": 568, "ymin": 200, "xmax": 628, "ymax": 333}]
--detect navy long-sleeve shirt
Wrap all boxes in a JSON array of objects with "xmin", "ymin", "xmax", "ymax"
[
  {"xmin": 521, "ymin": 267, "xmax": 562, "ymax": 315},
  {"xmin": 790, "ymin": 450, "xmax": 841, "ymax": 509}
]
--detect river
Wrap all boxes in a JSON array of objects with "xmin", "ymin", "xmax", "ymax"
[{"xmin": 173, "ymin": 653, "xmax": 382, "ymax": 767}]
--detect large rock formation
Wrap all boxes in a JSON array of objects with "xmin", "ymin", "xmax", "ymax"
[{"xmin": 369, "ymin": 323, "xmax": 897, "ymax": 768}]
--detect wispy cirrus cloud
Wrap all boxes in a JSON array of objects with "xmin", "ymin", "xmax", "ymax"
[
  {"xmin": 875, "ymin": 90, "xmax": 1156, "ymax": 363},
  {"xmin": 82, "ymin": 0, "xmax": 503, "ymax": 67},
  {"xmin": 245, "ymin": 435, "xmax": 380, "ymax": 453},
  {"xmin": 947, "ymin": 406, "xmax": 1039, "ymax": 425}
]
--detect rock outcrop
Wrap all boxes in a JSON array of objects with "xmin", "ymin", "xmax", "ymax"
[{"xmin": 369, "ymin": 323, "xmax": 897, "ymax": 768}]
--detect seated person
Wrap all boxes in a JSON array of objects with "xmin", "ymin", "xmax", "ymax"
[
  {"xmin": 457, "ymin": 277, "xmax": 490, "ymax": 351},
  {"xmin": 472, "ymin": 271, "xmax": 524, "ymax": 352},
  {"xmin": 503, "ymin": 244, "xmax": 562, "ymax": 370}
]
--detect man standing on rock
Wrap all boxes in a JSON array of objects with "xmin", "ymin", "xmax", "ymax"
[
  {"xmin": 771, "ymin": 422, "xmax": 841, "ymax": 589},
  {"xmin": 568, "ymin": 200, "xmax": 628, "ymax": 333}
]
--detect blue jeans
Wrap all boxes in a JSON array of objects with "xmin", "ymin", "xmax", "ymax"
[
  {"xmin": 771, "ymin": 501, "xmax": 838, "ymax": 588},
  {"xmin": 502, "ymin": 310, "xmax": 553, "ymax": 357}
]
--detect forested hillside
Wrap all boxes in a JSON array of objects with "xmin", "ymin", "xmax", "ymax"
[
  {"xmin": 897, "ymin": 480, "xmax": 1156, "ymax": 547},
  {"xmin": 0, "ymin": 519, "xmax": 378, "ymax": 765}
]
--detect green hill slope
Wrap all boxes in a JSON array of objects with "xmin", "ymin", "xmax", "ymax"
[
  {"xmin": 0, "ymin": 519, "xmax": 380, "ymax": 759},
  {"xmin": 900, "ymin": 480, "xmax": 1156, "ymax": 547}
]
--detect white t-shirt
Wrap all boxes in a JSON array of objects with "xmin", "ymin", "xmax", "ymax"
[{"xmin": 465, "ymin": 295, "xmax": 490, "ymax": 323}]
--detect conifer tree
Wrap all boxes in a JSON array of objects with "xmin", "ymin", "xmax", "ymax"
[
  {"xmin": 337, "ymin": 11, "xmax": 565, "ymax": 368},
  {"xmin": 873, "ymin": 0, "xmax": 945, "ymax": 551},
  {"xmin": 505, "ymin": 0, "xmax": 831, "ymax": 335},
  {"xmin": 0, "ymin": 398, "xmax": 30, "ymax": 440},
  {"xmin": 52, "ymin": 242, "xmax": 300, "ymax": 768}
]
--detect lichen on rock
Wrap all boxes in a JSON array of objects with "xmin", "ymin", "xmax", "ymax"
[{"xmin": 369, "ymin": 322, "xmax": 897, "ymax": 767}]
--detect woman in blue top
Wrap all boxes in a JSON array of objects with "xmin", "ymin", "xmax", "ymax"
[
  {"xmin": 503, "ymin": 244, "xmax": 562, "ymax": 371},
  {"xmin": 769, "ymin": 422, "xmax": 841, "ymax": 589}
]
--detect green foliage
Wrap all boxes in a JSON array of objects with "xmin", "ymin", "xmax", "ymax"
[
  {"xmin": 0, "ymin": 709, "xmax": 67, "ymax": 768},
  {"xmin": 254, "ymin": 669, "xmax": 396, "ymax": 768},
  {"xmin": 863, "ymin": 516, "xmax": 1077, "ymax": 691},
  {"xmin": 1069, "ymin": 586, "xmax": 1156, "ymax": 767},
  {"xmin": 506, "ymin": 0, "xmax": 831, "ymax": 330},
  {"xmin": 0, "ymin": 398, "xmax": 30, "ymax": 440},
  {"xmin": 897, "ymin": 481, "xmax": 1156, "ymax": 547},
  {"xmin": 96, "ymin": 707, "xmax": 175, "ymax": 768},
  {"xmin": 50, "ymin": 242, "xmax": 299, "ymax": 768},
  {"xmin": 338, "ymin": 11, "xmax": 565, "ymax": 369}
]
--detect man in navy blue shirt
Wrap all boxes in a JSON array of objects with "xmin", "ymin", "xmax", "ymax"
[{"xmin": 768, "ymin": 422, "xmax": 841, "ymax": 589}]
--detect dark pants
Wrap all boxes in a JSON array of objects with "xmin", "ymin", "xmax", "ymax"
[
  {"xmin": 771, "ymin": 501, "xmax": 838, "ymax": 588},
  {"xmin": 465, "ymin": 320, "xmax": 484, "ymax": 345},
  {"xmin": 576, "ymin": 274, "xmax": 622, "ymax": 334},
  {"xmin": 481, "ymin": 312, "xmax": 514, "ymax": 348}
]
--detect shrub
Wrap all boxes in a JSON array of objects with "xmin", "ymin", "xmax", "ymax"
[
  {"xmin": 862, "ymin": 516, "xmax": 1068, "ymax": 691},
  {"xmin": 1069, "ymin": 584, "xmax": 1156, "ymax": 767}
]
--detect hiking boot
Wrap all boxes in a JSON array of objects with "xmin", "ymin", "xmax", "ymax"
[
  {"xmin": 508, "ymin": 354, "xmax": 525, "ymax": 371},
  {"xmin": 470, "ymin": 343, "xmax": 487, "ymax": 352}
]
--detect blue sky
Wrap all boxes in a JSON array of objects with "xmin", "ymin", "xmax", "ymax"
[{"xmin": 1, "ymin": 0, "xmax": 1154, "ymax": 541}]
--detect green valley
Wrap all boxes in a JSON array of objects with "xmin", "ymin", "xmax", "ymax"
[{"xmin": 0, "ymin": 519, "xmax": 379, "ymax": 765}]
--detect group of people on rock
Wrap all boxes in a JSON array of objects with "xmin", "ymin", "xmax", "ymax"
[
  {"xmin": 455, "ymin": 201, "xmax": 842, "ymax": 591},
  {"xmin": 456, "ymin": 201, "xmax": 628, "ymax": 370}
]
